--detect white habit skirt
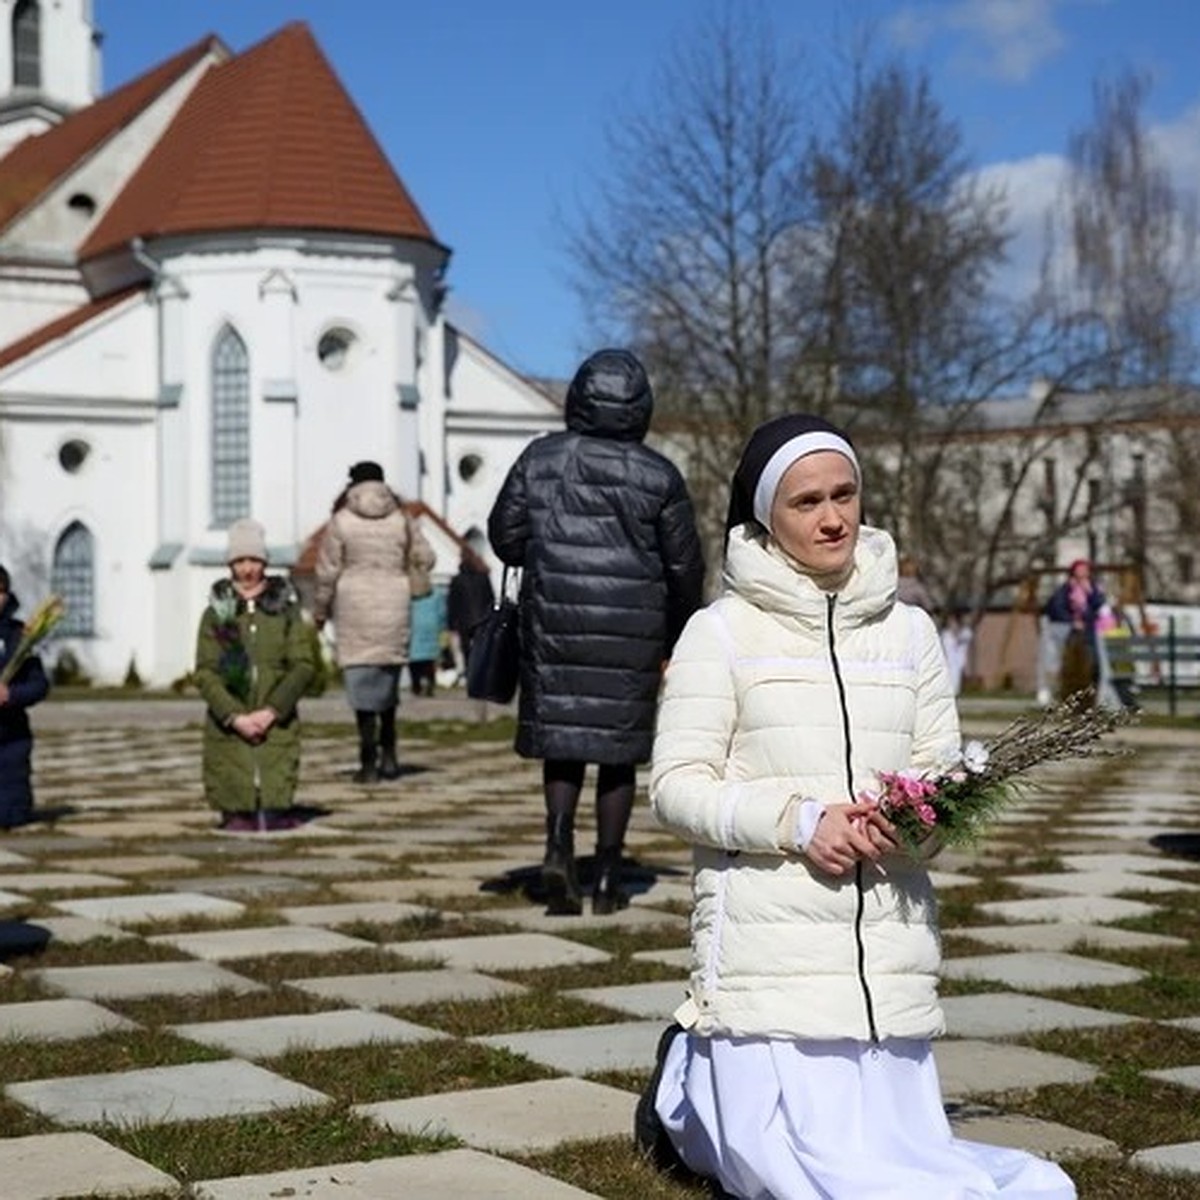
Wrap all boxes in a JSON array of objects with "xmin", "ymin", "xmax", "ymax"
[{"xmin": 655, "ymin": 1033, "xmax": 1077, "ymax": 1200}]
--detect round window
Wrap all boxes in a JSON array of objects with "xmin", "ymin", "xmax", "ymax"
[
  {"xmin": 58, "ymin": 439, "xmax": 90, "ymax": 473},
  {"xmin": 458, "ymin": 453, "xmax": 483, "ymax": 483},
  {"xmin": 317, "ymin": 327, "xmax": 355, "ymax": 370}
]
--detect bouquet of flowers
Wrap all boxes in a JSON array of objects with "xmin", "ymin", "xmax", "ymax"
[
  {"xmin": 867, "ymin": 695, "xmax": 1132, "ymax": 855},
  {"xmin": 209, "ymin": 592, "xmax": 252, "ymax": 702},
  {"xmin": 0, "ymin": 594, "xmax": 66, "ymax": 686}
]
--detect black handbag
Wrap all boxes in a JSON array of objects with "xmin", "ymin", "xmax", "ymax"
[{"xmin": 466, "ymin": 566, "xmax": 521, "ymax": 703}]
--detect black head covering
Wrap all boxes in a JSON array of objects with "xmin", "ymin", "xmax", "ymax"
[
  {"xmin": 726, "ymin": 413, "xmax": 858, "ymax": 534},
  {"xmin": 564, "ymin": 348, "xmax": 653, "ymax": 442},
  {"xmin": 349, "ymin": 460, "xmax": 385, "ymax": 485}
]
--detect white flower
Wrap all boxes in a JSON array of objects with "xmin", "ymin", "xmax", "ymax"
[{"xmin": 962, "ymin": 740, "xmax": 989, "ymax": 774}]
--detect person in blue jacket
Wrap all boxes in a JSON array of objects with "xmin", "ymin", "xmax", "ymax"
[{"xmin": 0, "ymin": 565, "xmax": 50, "ymax": 829}]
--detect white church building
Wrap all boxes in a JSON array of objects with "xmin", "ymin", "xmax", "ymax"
[{"xmin": 0, "ymin": 3, "xmax": 561, "ymax": 686}]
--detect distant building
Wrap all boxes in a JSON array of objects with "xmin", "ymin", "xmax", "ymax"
[{"xmin": 0, "ymin": 7, "xmax": 559, "ymax": 685}]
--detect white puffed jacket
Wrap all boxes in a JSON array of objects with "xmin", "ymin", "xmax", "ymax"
[{"xmin": 651, "ymin": 523, "xmax": 959, "ymax": 1042}]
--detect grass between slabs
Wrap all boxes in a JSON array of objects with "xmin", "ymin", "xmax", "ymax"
[
  {"xmin": 6, "ymin": 720, "xmax": 1200, "ymax": 1200},
  {"xmin": 97, "ymin": 1103, "xmax": 457, "ymax": 1186}
]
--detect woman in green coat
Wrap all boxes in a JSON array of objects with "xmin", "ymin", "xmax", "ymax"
[{"xmin": 194, "ymin": 519, "xmax": 315, "ymax": 832}]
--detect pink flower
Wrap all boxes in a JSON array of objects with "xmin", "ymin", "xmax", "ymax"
[{"xmin": 916, "ymin": 802, "xmax": 938, "ymax": 827}]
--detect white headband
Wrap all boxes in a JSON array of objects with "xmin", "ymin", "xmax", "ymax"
[{"xmin": 752, "ymin": 432, "xmax": 860, "ymax": 529}]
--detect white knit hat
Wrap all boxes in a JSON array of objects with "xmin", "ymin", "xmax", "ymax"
[{"xmin": 226, "ymin": 518, "xmax": 267, "ymax": 564}]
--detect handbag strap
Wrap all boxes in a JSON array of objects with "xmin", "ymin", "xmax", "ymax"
[{"xmin": 498, "ymin": 564, "xmax": 520, "ymax": 606}]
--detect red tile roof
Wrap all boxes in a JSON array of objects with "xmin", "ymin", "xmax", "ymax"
[
  {"xmin": 83, "ymin": 22, "xmax": 440, "ymax": 259},
  {"xmin": 0, "ymin": 284, "xmax": 144, "ymax": 371},
  {"xmin": 0, "ymin": 37, "xmax": 218, "ymax": 234}
]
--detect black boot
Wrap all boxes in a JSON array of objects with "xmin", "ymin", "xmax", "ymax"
[
  {"xmin": 592, "ymin": 845, "xmax": 629, "ymax": 915},
  {"xmin": 353, "ymin": 711, "xmax": 378, "ymax": 784},
  {"xmin": 377, "ymin": 705, "xmax": 400, "ymax": 780},
  {"xmin": 542, "ymin": 812, "xmax": 582, "ymax": 916}
]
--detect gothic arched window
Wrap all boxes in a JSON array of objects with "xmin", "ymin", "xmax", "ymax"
[
  {"xmin": 51, "ymin": 522, "xmax": 95, "ymax": 636},
  {"xmin": 211, "ymin": 325, "xmax": 251, "ymax": 528},
  {"xmin": 12, "ymin": 0, "xmax": 40, "ymax": 89}
]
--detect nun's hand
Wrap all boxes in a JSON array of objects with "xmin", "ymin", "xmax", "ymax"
[{"xmin": 804, "ymin": 802, "xmax": 888, "ymax": 877}]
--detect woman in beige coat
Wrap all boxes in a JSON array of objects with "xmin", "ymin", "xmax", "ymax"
[{"xmin": 313, "ymin": 461, "xmax": 435, "ymax": 782}]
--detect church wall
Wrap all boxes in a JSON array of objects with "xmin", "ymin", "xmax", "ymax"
[{"xmin": 0, "ymin": 406, "xmax": 156, "ymax": 684}]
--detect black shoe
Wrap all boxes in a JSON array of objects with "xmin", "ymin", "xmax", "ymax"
[
  {"xmin": 378, "ymin": 750, "xmax": 401, "ymax": 780},
  {"xmin": 634, "ymin": 1023, "xmax": 692, "ymax": 1176},
  {"xmin": 592, "ymin": 846, "xmax": 629, "ymax": 915},
  {"xmin": 542, "ymin": 814, "xmax": 582, "ymax": 915},
  {"xmin": 352, "ymin": 763, "xmax": 379, "ymax": 784}
]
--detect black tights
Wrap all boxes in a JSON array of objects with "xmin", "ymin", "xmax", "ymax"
[
  {"xmin": 355, "ymin": 707, "xmax": 397, "ymax": 751},
  {"xmin": 543, "ymin": 759, "xmax": 635, "ymax": 852}
]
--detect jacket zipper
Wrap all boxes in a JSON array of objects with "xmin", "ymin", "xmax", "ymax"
[
  {"xmin": 825, "ymin": 592, "xmax": 879, "ymax": 1043},
  {"xmin": 248, "ymin": 601, "xmax": 262, "ymax": 803}
]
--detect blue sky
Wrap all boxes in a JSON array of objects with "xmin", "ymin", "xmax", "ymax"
[{"xmin": 96, "ymin": 0, "xmax": 1200, "ymax": 381}]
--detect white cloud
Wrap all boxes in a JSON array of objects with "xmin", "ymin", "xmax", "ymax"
[
  {"xmin": 1149, "ymin": 99, "xmax": 1200, "ymax": 203},
  {"xmin": 975, "ymin": 151, "xmax": 1068, "ymax": 296},
  {"xmin": 888, "ymin": 0, "xmax": 1078, "ymax": 83},
  {"xmin": 974, "ymin": 99, "xmax": 1200, "ymax": 303}
]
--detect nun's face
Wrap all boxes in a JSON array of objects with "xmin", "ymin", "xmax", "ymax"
[{"xmin": 769, "ymin": 450, "xmax": 861, "ymax": 578}]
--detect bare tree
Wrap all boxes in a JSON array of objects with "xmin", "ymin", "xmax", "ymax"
[
  {"xmin": 1041, "ymin": 70, "xmax": 1200, "ymax": 599},
  {"xmin": 565, "ymin": 5, "xmax": 815, "ymax": 558}
]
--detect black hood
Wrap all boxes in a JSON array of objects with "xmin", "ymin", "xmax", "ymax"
[
  {"xmin": 0, "ymin": 592, "xmax": 17, "ymax": 623},
  {"xmin": 564, "ymin": 348, "xmax": 653, "ymax": 442}
]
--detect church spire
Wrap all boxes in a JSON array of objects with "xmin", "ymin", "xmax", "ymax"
[{"xmin": 0, "ymin": 0, "xmax": 100, "ymax": 155}]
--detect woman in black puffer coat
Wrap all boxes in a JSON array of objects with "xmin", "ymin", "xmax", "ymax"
[
  {"xmin": 0, "ymin": 566, "xmax": 50, "ymax": 829},
  {"xmin": 488, "ymin": 348, "xmax": 704, "ymax": 915}
]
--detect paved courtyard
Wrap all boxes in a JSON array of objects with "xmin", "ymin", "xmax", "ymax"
[{"xmin": 0, "ymin": 693, "xmax": 1198, "ymax": 1197}]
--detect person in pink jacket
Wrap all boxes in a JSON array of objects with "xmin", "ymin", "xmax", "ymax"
[{"xmin": 636, "ymin": 414, "xmax": 1075, "ymax": 1199}]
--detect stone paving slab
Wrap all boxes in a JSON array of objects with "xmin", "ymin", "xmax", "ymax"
[
  {"xmin": 148, "ymin": 924, "xmax": 376, "ymax": 961},
  {"xmin": 632, "ymin": 947, "xmax": 692, "ymax": 970},
  {"xmin": 236, "ymin": 856, "xmax": 395, "ymax": 878},
  {"xmin": 926, "ymin": 869, "xmax": 981, "ymax": 889},
  {"xmin": 193, "ymin": 1148, "xmax": 602, "ymax": 1199},
  {"xmin": 48, "ymin": 854, "xmax": 203, "ymax": 876},
  {"xmin": 278, "ymin": 900, "xmax": 437, "ymax": 927},
  {"xmin": 0, "ymin": 998, "xmax": 138, "ymax": 1042},
  {"xmin": 474, "ymin": 1020, "xmax": 664, "ymax": 1075},
  {"xmin": 413, "ymin": 856, "xmax": 542, "ymax": 880},
  {"xmin": 6, "ymin": 1058, "xmax": 329, "ymax": 1126},
  {"xmin": 1130, "ymin": 1141, "xmax": 1200, "ymax": 1177},
  {"xmin": 31, "ymin": 960, "xmax": 266, "ymax": 1000},
  {"xmin": 0, "ymin": 849, "xmax": 33, "ymax": 867},
  {"xmin": 336, "ymin": 877, "xmax": 488, "ymax": 903},
  {"xmin": 0, "ymin": 888, "xmax": 32, "ymax": 910},
  {"xmin": 0, "ymin": 916, "xmax": 126, "ymax": 951},
  {"xmin": 387, "ymin": 932, "xmax": 610, "ymax": 972},
  {"xmin": 0, "ymin": 872, "xmax": 128, "ymax": 892},
  {"xmin": 1060, "ymin": 852, "xmax": 1195, "ymax": 874},
  {"xmin": 933, "ymin": 1039, "xmax": 1098, "ymax": 1098},
  {"xmin": 976, "ymin": 894, "xmax": 1159, "ymax": 924},
  {"xmin": 948, "ymin": 922, "xmax": 1187, "ymax": 952},
  {"xmin": 358, "ymin": 1076, "xmax": 637, "ymax": 1153},
  {"xmin": 949, "ymin": 1113, "xmax": 1120, "ymax": 1160},
  {"xmin": 0, "ymin": 1130, "xmax": 179, "ymax": 1199},
  {"xmin": 54, "ymin": 891, "xmax": 246, "ymax": 926},
  {"xmin": 942, "ymin": 993, "xmax": 1139, "ymax": 1038},
  {"xmin": 158, "ymin": 873, "xmax": 323, "ymax": 898},
  {"xmin": 482, "ymin": 905, "xmax": 688, "ymax": 934},
  {"xmin": 940, "ymin": 950, "xmax": 1146, "ymax": 991},
  {"xmin": 1146, "ymin": 1065, "xmax": 1200, "ymax": 1091},
  {"xmin": 564, "ymin": 980, "xmax": 687, "ymax": 1020},
  {"xmin": 170, "ymin": 1008, "xmax": 446, "ymax": 1059},
  {"xmin": 1009, "ymin": 869, "xmax": 1200, "ymax": 896},
  {"xmin": 288, "ymin": 969, "xmax": 526, "ymax": 1009}
]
